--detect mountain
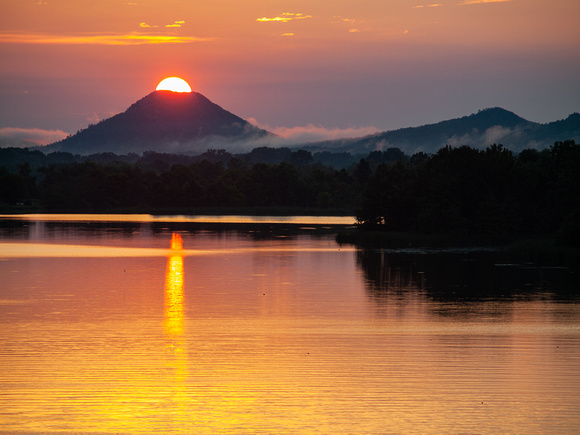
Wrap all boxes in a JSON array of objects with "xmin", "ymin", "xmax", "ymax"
[
  {"xmin": 302, "ymin": 108, "xmax": 580, "ymax": 155},
  {"xmin": 43, "ymin": 97, "xmax": 579, "ymax": 156},
  {"xmin": 45, "ymin": 90, "xmax": 273, "ymax": 155}
]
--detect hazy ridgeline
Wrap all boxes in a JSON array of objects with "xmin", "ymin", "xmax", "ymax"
[{"xmin": 1, "ymin": 141, "xmax": 579, "ymax": 244}]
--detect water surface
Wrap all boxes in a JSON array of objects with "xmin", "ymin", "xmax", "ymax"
[{"xmin": 1, "ymin": 216, "xmax": 579, "ymax": 434}]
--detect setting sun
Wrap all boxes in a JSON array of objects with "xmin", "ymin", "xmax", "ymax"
[{"xmin": 156, "ymin": 77, "xmax": 192, "ymax": 93}]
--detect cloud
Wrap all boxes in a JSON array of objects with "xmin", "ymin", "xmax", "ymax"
[
  {"xmin": 444, "ymin": 125, "xmax": 524, "ymax": 150},
  {"xmin": 257, "ymin": 13, "xmax": 312, "ymax": 23},
  {"xmin": 0, "ymin": 127, "xmax": 69, "ymax": 147},
  {"xmin": 281, "ymin": 33, "xmax": 294, "ymax": 37},
  {"xmin": 414, "ymin": 3, "xmax": 443, "ymax": 7},
  {"xmin": 248, "ymin": 119, "xmax": 379, "ymax": 143},
  {"xmin": 483, "ymin": 125, "xmax": 519, "ymax": 144},
  {"xmin": 0, "ymin": 32, "xmax": 208, "ymax": 45},
  {"xmin": 166, "ymin": 21, "xmax": 185, "ymax": 28},
  {"xmin": 458, "ymin": 0, "xmax": 511, "ymax": 5}
]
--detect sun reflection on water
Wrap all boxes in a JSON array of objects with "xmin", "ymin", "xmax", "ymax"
[
  {"xmin": 163, "ymin": 233, "xmax": 188, "ymax": 419},
  {"xmin": 164, "ymin": 233, "xmax": 185, "ymax": 339},
  {"xmin": 164, "ymin": 254, "xmax": 184, "ymax": 337}
]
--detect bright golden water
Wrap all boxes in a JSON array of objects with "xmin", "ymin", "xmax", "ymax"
[{"xmin": 1, "ymin": 216, "xmax": 579, "ymax": 434}]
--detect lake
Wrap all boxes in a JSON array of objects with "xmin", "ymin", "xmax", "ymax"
[{"xmin": 1, "ymin": 214, "xmax": 579, "ymax": 434}]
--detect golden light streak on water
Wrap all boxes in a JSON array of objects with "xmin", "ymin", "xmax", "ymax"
[
  {"xmin": 0, "ymin": 213, "xmax": 356, "ymax": 225},
  {"xmin": 164, "ymin": 257, "xmax": 184, "ymax": 337},
  {"xmin": 164, "ymin": 234, "xmax": 184, "ymax": 337},
  {"xmin": 0, "ymin": 242, "xmax": 356, "ymax": 258},
  {"xmin": 170, "ymin": 232, "xmax": 184, "ymax": 251},
  {"xmin": 163, "ymin": 234, "xmax": 188, "ymax": 425}
]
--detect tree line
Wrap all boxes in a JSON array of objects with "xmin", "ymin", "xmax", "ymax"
[
  {"xmin": 1, "ymin": 141, "xmax": 579, "ymax": 244},
  {"xmin": 356, "ymin": 141, "xmax": 579, "ymax": 245},
  {"xmin": 0, "ymin": 147, "xmax": 370, "ymax": 213}
]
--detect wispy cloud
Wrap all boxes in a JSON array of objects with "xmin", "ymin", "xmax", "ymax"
[
  {"xmin": 0, "ymin": 32, "xmax": 208, "ymax": 45},
  {"xmin": 414, "ymin": 4, "xmax": 443, "ymax": 8},
  {"xmin": 331, "ymin": 17, "xmax": 357, "ymax": 25},
  {"xmin": 458, "ymin": 0, "xmax": 511, "ymax": 5},
  {"xmin": 248, "ymin": 119, "xmax": 379, "ymax": 143},
  {"xmin": 281, "ymin": 33, "xmax": 294, "ymax": 37},
  {"xmin": 0, "ymin": 127, "xmax": 69, "ymax": 146},
  {"xmin": 166, "ymin": 20, "xmax": 185, "ymax": 28},
  {"xmin": 257, "ymin": 13, "xmax": 312, "ymax": 23}
]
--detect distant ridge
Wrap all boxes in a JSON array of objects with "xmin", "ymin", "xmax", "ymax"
[
  {"xmin": 45, "ymin": 90, "xmax": 273, "ymax": 155},
  {"xmin": 40, "ymin": 99, "xmax": 580, "ymax": 156},
  {"xmin": 303, "ymin": 108, "xmax": 580, "ymax": 154}
]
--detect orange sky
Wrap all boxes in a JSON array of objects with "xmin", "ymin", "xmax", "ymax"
[{"xmin": 1, "ymin": 0, "xmax": 579, "ymax": 145}]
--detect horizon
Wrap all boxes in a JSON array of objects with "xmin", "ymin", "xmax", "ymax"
[{"xmin": 1, "ymin": 1, "xmax": 579, "ymax": 146}]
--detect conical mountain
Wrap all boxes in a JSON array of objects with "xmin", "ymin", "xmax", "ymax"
[{"xmin": 46, "ymin": 90, "xmax": 273, "ymax": 155}]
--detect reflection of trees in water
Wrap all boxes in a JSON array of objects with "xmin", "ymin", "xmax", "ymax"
[
  {"xmin": 357, "ymin": 250, "xmax": 423, "ymax": 297},
  {"xmin": 0, "ymin": 218, "xmax": 348, "ymax": 243},
  {"xmin": 0, "ymin": 220, "xmax": 142, "ymax": 239},
  {"xmin": 150, "ymin": 222, "xmax": 347, "ymax": 241},
  {"xmin": 357, "ymin": 249, "xmax": 429, "ymax": 319},
  {"xmin": 358, "ymin": 249, "xmax": 580, "ymax": 305}
]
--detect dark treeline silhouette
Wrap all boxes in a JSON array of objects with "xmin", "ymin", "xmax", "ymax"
[
  {"xmin": 1, "ymin": 141, "xmax": 579, "ymax": 245},
  {"xmin": 0, "ymin": 146, "xmax": 375, "ymax": 212},
  {"xmin": 356, "ymin": 141, "xmax": 580, "ymax": 245}
]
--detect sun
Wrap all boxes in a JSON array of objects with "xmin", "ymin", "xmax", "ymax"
[{"xmin": 156, "ymin": 77, "xmax": 192, "ymax": 93}]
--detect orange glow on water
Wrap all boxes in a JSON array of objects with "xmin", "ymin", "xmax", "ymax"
[
  {"xmin": 170, "ymin": 233, "xmax": 183, "ymax": 250},
  {"xmin": 164, "ymin": 255, "xmax": 184, "ymax": 337},
  {"xmin": 165, "ymin": 233, "xmax": 185, "ymax": 337}
]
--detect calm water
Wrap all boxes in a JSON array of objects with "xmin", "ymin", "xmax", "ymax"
[{"xmin": 1, "ymin": 215, "xmax": 579, "ymax": 434}]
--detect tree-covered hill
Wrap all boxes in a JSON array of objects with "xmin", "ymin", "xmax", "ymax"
[{"xmin": 310, "ymin": 108, "xmax": 580, "ymax": 155}]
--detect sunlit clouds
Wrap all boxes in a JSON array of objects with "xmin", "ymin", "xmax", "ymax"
[
  {"xmin": 166, "ymin": 21, "xmax": 186, "ymax": 28},
  {"xmin": 413, "ymin": 1, "xmax": 510, "ymax": 7},
  {"xmin": 257, "ymin": 13, "xmax": 312, "ymax": 23},
  {"xmin": 458, "ymin": 0, "xmax": 511, "ymax": 4},
  {"xmin": 0, "ymin": 32, "xmax": 207, "ymax": 45},
  {"xmin": 139, "ymin": 20, "xmax": 185, "ymax": 29}
]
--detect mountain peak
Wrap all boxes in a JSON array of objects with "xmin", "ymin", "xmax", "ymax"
[
  {"xmin": 45, "ymin": 90, "xmax": 272, "ymax": 155},
  {"xmin": 469, "ymin": 107, "xmax": 530, "ymax": 127}
]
